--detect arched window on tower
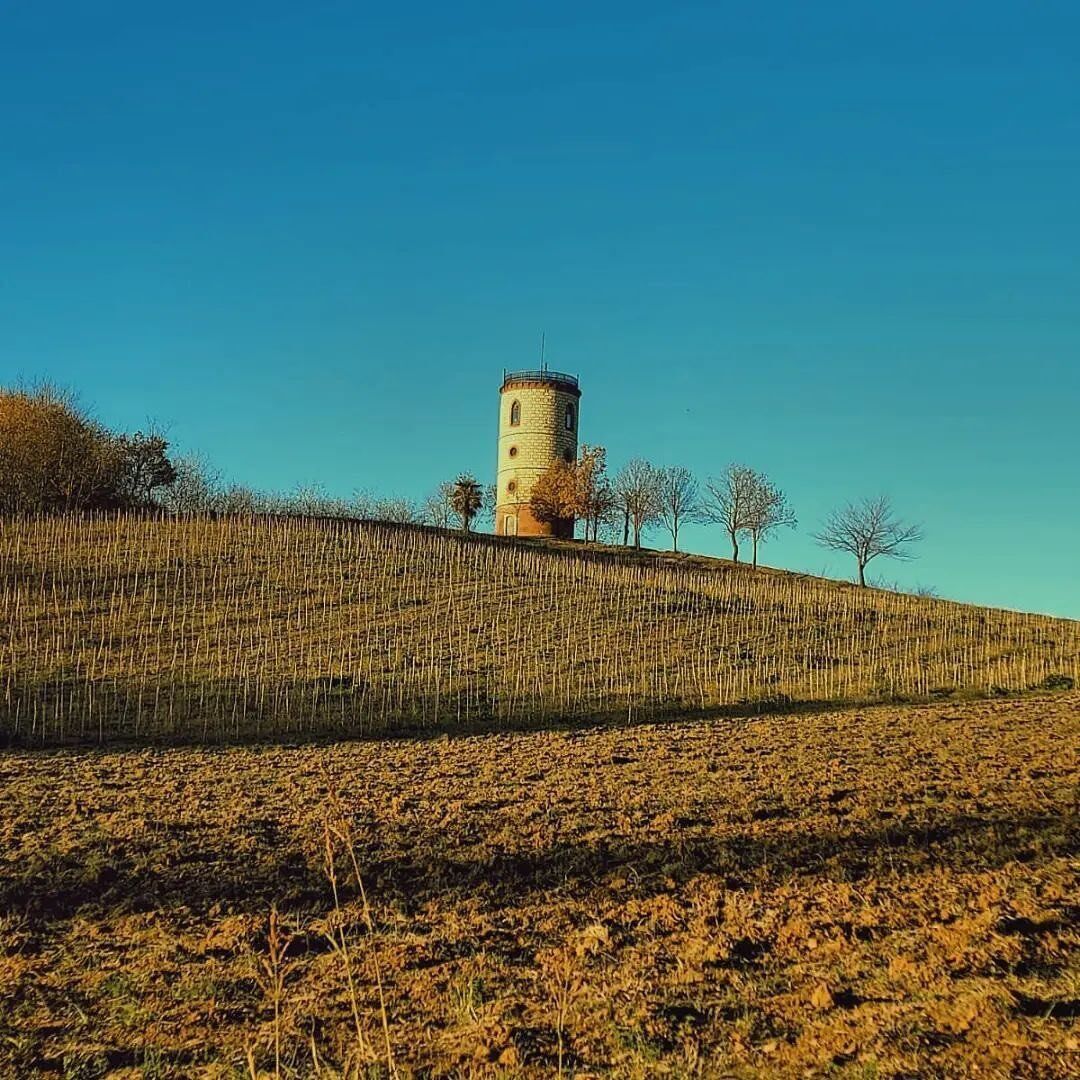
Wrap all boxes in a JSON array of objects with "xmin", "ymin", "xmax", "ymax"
[
  {"xmin": 510, "ymin": 400, "xmax": 521, "ymax": 426},
  {"xmin": 564, "ymin": 403, "xmax": 575, "ymax": 431}
]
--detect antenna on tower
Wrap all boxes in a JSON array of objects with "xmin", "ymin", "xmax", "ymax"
[{"xmin": 540, "ymin": 331, "xmax": 546, "ymax": 372}]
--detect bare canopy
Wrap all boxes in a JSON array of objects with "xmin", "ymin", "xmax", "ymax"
[
  {"xmin": 700, "ymin": 464, "xmax": 758, "ymax": 563},
  {"xmin": 815, "ymin": 495, "xmax": 923, "ymax": 587},
  {"xmin": 654, "ymin": 465, "xmax": 699, "ymax": 552},
  {"xmin": 613, "ymin": 458, "xmax": 661, "ymax": 549},
  {"xmin": 744, "ymin": 477, "xmax": 796, "ymax": 568}
]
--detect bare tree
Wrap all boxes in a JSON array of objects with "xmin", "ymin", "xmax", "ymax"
[
  {"xmin": 324, "ymin": 490, "xmax": 421, "ymax": 522},
  {"xmin": 286, "ymin": 483, "xmax": 351, "ymax": 517},
  {"xmin": 422, "ymin": 483, "xmax": 456, "ymax": 528},
  {"xmin": 655, "ymin": 466, "xmax": 699, "ymax": 552},
  {"xmin": 575, "ymin": 445, "xmax": 611, "ymax": 543},
  {"xmin": 613, "ymin": 459, "xmax": 661, "ymax": 549},
  {"xmin": 220, "ymin": 484, "xmax": 270, "ymax": 514},
  {"xmin": 613, "ymin": 485, "xmax": 631, "ymax": 546},
  {"xmin": 744, "ymin": 478, "xmax": 796, "ymax": 569},
  {"xmin": 370, "ymin": 496, "xmax": 423, "ymax": 524},
  {"xmin": 701, "ymin": 464, "xmax": 758, "ymax": 563},
  {"xmin": 346, "ymin": 489, "xmax": 375, "ymax": 518},
  {"xmin": 480, "ymin": 483, "xmax": 498, "ymax": 528},
  {"xmin": 815, "ymin": 495, "xmax": 923, "ymax": 587},
  {"xmin": 157, "ymin": 453, "xmax": 223, "ymax": 514},
  {"xmin": 584, "ymin": 477, "xmax": 617, "ymax": 544}
]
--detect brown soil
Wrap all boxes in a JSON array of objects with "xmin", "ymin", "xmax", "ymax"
[{"xmin": 1, "ymin": 694, "xmax": 1078, "ymax": 1078}]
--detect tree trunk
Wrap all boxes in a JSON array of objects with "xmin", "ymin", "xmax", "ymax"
[
  {"xmin": 858, "ymin": 561, "xmax": 866, "ymax": 586},
  {"xmin": 622, "ymin": 508, "xmax": 630, "ymax": 547},
  {"xmin": 672, "ymin": 521, "xmax": 679, "ymax": 553},
  {"xmin": 729, "ymin": 530, "xmax": 739, "ymax": 563},
  {"xmin": 633, "ymin": 523, "xmax": 641, "ymax": 549},
  {"xmin": 752, "ymin": 532, "xmax": 759, "ymax": 569}
]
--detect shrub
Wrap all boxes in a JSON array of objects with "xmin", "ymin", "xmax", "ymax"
[{"xmin": 1040, "ymin": 674, "xmax": 1075, "ymax": 692}]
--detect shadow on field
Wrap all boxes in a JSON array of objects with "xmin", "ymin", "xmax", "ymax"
[
  {"xmin": 1, "ymin": 673, "xmax": 1029, "ymax": 749},
  {"xmin": 4, "ymin": 808, "xmax": 1074, "ymax": 924}
]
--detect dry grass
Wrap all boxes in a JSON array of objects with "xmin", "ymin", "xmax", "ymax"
[
  {"xmin": 1, "ymin": 514, "xmax": 1077, "ymax": 744},
  {"xmin": 0, "ymin": 693, "xmax": 1077, "ymax": 1077}
]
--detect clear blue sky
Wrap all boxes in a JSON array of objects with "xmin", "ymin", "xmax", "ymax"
[{"xmin": 2, "ymin": 2, "xmax": 1078, "ymax": 616}]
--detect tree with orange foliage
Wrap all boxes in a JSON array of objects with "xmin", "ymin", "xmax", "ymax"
[
  {"xmin": 529, "ymin": 459, "xmax": 578, "ymax": 530},
  {"xmin": 0, "ymin": 384, "xmax": 177, "ymax": 514},
  {"xmin": 529, "ymin": 445, "xmax": 613, "ymax": 542},
  {"xmin": 0, "ymin": 385, "xmax": 116, "ymax": 513}
]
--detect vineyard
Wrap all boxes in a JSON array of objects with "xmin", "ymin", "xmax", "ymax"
[{"xmin": 1, "ymin": 514, "xmax": 1077, "ymax": 744}]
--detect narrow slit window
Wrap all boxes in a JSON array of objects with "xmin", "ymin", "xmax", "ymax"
[
  {"xmin": 510, "ymin": 400, "xmax": 521, "ymax": 426},
  {"xmin": 564, "ymin": 404, "xmax": 575, "ymax": 431}
]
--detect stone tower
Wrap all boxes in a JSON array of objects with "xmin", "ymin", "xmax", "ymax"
[{"xmin": 495, "ymin": 368, "xmax": 581, "ymax": 538}]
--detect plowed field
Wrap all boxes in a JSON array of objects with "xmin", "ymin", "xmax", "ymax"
[{"xmin": 1, "ymin": 694, "xmax": 1078, "ymax": 1077}]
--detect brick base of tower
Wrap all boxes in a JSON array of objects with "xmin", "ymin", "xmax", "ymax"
[{"xmin": 495, "ymin": 504, "xmax": 575, "ymax": 539}]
